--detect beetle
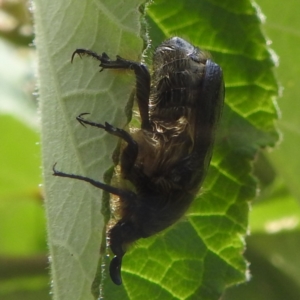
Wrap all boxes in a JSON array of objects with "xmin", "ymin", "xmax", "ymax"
[{"xmin": 53, "ymin": 37, "xmax": 224, "ymax": 285}]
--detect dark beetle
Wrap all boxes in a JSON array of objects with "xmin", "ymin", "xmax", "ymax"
[{"xmin": 53, "ymin": 37, "xmax": 224, "ymax": 285}]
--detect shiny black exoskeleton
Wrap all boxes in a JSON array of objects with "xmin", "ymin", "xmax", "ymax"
[{"xmin": 53, "ymin": 37, "xmax": 224, "ymax": 285}]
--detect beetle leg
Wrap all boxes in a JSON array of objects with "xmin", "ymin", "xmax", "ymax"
[
  {"xmin": 77, "ymin": 113, "xmax": 138, "ymax": 161},
  {"xmin": 76, "ymin": 113, "xmax": 139, "ymax": 178},
  {"xmin": 77, "ymin": 113, "xmax": 135, "ymax": 143},
  {"xmin": 72, "ymin": 49, "xmax": 151, "ymax": 130},
  {"xmin": 78, "ymin": 113, "xmax": 152, "ymax": 185},
  {"xmin": 52, "ymin": 163, "xmax": 136, "ymax": 200},
  {"xmin": 53, "ymin": 163, "xmax": 138, "ymax": 286}
]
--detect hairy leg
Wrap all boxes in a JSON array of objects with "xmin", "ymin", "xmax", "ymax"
[{"xmin": 72, "ymin": 49, "xmax": 151, "ymax": 130}]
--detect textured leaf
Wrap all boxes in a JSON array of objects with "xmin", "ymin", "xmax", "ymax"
[
  {"xmin": 110, "ymin": 1, "xmax": 279, "ymax": 299},
  {"xmin": 224, "ymin": 0, "xmax": 300, "ymax": 298},
  {"xmin": 258, "ymin": 0, "xmax": 300, "ymax": 201},
  {"xmin": 35, "ymin": 0, "xmax": 279, "ymax": 299},
  {"xmin": 35, "ymin": 0, "xmax": 145, "ymax": 299}
]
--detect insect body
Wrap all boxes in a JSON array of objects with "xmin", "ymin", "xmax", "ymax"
[{"xmin": 53, "ymin": 37, "xmax": 224, "ymax": 285}]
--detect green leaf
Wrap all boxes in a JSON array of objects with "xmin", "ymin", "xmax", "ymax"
[
  {"xmin": 258, "ymin": 0, "xmax": 300, "ymax": 201},
  {"xmin": 35, "ymin": 0, "xmax": 279, "ymax": 299},
  {"xmin": 121, "ymin": 1, "xmax": 277, "ymax": 299},
  {"xmin": 224, "ymin": 0, "xmax": 300, "ymax": 298},
  {"xmin": 35, "ymin": 0, "xmax": 146, "ymax": 299}
]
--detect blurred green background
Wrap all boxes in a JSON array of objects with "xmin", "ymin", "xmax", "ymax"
[{"xmin": 0, "ymin": 0, "xmax": 299, "ymax": 299}]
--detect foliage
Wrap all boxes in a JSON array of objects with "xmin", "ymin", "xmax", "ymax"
[{"xmin": 1, "ymin": 0, "xmax": 299, "ymax": 299}]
